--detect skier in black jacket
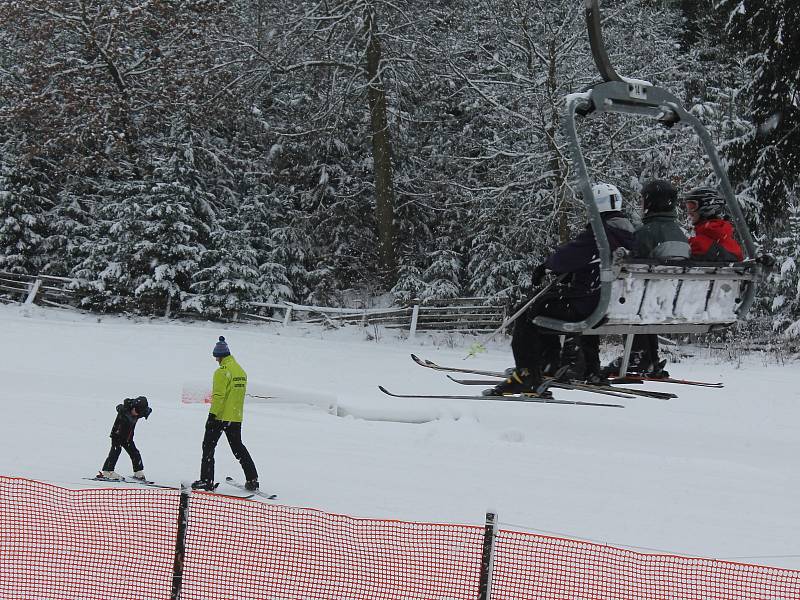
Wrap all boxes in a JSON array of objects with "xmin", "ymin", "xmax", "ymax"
[
  {"xmin": 99, "ymin": 396, "xmax": 152, "ymax": 481},
  {"xmin": 485, "ymin": 183, "xmax": 636, "ymax": 396}
]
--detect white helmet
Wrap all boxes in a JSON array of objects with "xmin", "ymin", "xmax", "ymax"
[{"xmin": 591, "ymin": 182, "xmax": 623, "ymax": 213}]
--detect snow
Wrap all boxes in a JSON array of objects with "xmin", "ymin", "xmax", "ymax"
[{"xmin": 2, "ymin": 304, "xmax": 799, "ymax": 570}]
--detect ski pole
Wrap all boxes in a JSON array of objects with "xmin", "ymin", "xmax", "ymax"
[{"xmin": 464, "ymin": 273, "xmax": 567, "ymax": 359}]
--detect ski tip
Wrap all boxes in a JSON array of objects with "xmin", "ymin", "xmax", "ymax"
[
  {"xmin": 225, "ymin": 476, "xmax": 234, "ymax": 482},
  {"xmin": 378, "ymin": 385, "xmax": 391, "ymax": 395}
]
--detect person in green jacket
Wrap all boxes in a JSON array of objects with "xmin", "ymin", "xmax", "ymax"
[
  {"xmin": 192, "ymin": 336, "xmax": 259, "ymax": 491},
  {"xmin": 602, "ymin": 180, "xmax": 690, "ymax": 378}
]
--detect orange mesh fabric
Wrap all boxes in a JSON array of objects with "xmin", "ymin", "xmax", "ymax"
[
  {"xmin": 2, "ymin": 477, "xmax": 799, "ymax": 599},
  {"xmin": 0, "ymin": 476, "xmax": 176, "ymax": 600},
  {"xmin": 491, "ymin": 530, "xmax": 800, "ymax": 599},
  {"xmin": 180, "ymin": 493, "xmax": 485, "ymax": 599}
]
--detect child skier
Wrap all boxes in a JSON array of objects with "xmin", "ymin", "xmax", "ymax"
[{"xmin": 98, "ymin": 396, "xmax": 152, "ymax": 481}]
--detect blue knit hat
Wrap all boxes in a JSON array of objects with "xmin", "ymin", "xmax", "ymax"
[{"xmin": 212, "ymin": 336, "xmax": 231, "ymax": 358}]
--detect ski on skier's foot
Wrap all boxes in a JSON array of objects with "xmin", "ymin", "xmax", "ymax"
[
  {"xmin": 609, "ymin": 375, "xmax": 723, "ymax": 387},
  {"xmin": 445, "ymin": 374, "xmax": 675, "ymax": 400},
  {"xmin": 378, "ymin": 386, "xmax": 624, "ymax": 408},
  {"xmin": 410, "ymin": 353, "xmax": 505, "ymax": 377},
  {"xmin": 84, "ymin": 476, "xmax": 177, "ymax": 489},
  {"xmin": 410, "ymin": 354, "xmax": 675, "ymax": 398},
  {"xmin": 189, "ymin": 481, "xmax": 255, "ymax": 499},
  {"xmin": 225, "ymin": 477, "xmax": 277, "ymax": 500}
]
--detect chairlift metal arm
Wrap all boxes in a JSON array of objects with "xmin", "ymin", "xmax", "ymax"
[
  {"xmin": 586, "ymin": 0, "xmax": 622, "ymax": 82},
  {"xmin": 532, "ymin": 93, "xmax": 612, "ymax": 334}
]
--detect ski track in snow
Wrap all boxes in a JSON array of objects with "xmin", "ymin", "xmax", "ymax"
[{"xmin": 2, "ymin": 304, "xmax": 799, "ymax": 569}]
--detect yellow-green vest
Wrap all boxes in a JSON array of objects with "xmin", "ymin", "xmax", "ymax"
[{"xmin": 210, "ymin": 355, "xmax": 247, "ymax": 422}]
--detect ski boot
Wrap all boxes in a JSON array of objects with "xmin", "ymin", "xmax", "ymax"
[
  {"xmin": 601, "ymin": 351, "xmax": 653, "ymax": 378},
  {"xmin": 100, "ymin": 471, "xmax": 124, "ymax": 481},
  {"xmin": 191, "ymin": 479, "xmax": 216, "ymax": 491},
  {"xmin": 582, "ymin": 372, "xmax": 611, "ymax": 386},
  {"xmin": 643, "ymin": 359, "xmax": 670, "ymax": 379},
  {"xmin": 483, "ymin": 368, "xmax": 552, "ymax": 398},
  {"xmin": 132, "ymin": 471, "xmax": 147, "ymax": 482},
  {"xmin": 245, "ymin": 479, "xmax": 260, "ymax": 491}
]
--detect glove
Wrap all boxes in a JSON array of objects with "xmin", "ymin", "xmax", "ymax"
[
  {"xmin": 756, "ymin": 254, "xmax": 776, "ymax": 270},
  {"xmin": 532, "ymin": 263, "xmax": 548, "ymax": 286}
]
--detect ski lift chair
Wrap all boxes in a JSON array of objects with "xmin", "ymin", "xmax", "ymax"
[{"xmin": 532, "ymin": 0, "xmax": 765, "ymax": 376}]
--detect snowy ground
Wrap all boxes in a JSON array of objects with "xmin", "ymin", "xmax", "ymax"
[{"xmin": 2, "ymin": 303, "xmax": 798, "ymax": 570}]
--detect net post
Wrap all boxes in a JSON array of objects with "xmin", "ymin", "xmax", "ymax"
[
  {"xmin": 478, "ymin": 510, "xmax": 499, "ymax": 600},
  {"xmin": 170, "ymin": 484, "xmax": 191, "ymax": 600}
]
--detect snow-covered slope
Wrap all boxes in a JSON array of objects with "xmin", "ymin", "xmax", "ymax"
[{"xmin": 2, "ymin": 304, "xmax": 798, "ymax": 569}]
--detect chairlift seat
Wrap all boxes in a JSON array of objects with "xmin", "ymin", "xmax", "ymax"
[{"xmin": 583, "ymin": 259, "xmax": 759, "ymax": 336}]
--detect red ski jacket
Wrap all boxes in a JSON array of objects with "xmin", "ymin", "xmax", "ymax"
[{"xmin": 689, "ymin": 219, "xmax": 743, "ymax": 262}]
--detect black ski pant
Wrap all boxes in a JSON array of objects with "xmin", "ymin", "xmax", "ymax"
[
  {"xmin": 511, "ymin": 292, "xmax": 596, "ymax": 379},
  {"xmin": 103, "ymin": 436, "xmax": 143, "ymax": 472},
  {"xmin": 630, "ymin": 334, "xmax": 660, "ymax": 369},
  {"xmin": 200, "ymin": 415, "xmax": 258, "ymax": 483}
]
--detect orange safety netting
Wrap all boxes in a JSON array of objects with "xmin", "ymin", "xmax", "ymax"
[
  {"xmin": 180, "ymin": 492, "xmax": 484, "ymax": 599},
  {"xmin": 0, "ymin": 477, "xmax": 177, "ymax": 600},
  {"xmin": 2, "ymin": 476, "xmax": 799, "ymax": 600},
  {"xmin": 491, "ymin": 530, "xmax": 800, "ymax": 600}
]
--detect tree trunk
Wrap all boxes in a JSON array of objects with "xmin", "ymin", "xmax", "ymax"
[{"xmin": 364, "ymin": 6, "xmax": 396, "ymax": 275}]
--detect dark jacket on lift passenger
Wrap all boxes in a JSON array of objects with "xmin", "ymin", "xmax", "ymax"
[{"xmin": 545, "ymin": 211, "xmax": 636, "ymax": 315}]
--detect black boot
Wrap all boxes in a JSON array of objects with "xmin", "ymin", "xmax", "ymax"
[
  {"xmin": 483, "ymin": 368, "xmax": 547, "ymax": 396},
  {"xmin": 583, "ymin": 372, "xmax": 611, "ymax": 386},
  {"xmin": 644, "ymin": 359, "xmax": 669, "ymax": 378},
  {"xmin": 191, "ymin": 479, "xmax": 216, "ymax": 491},
  {"xmin": 558, "ymin": 336, "xmax": 586, "ymax": 381}
]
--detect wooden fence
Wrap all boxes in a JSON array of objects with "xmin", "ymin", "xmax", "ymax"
[
  {"xmin": 0, "ymin": 272, "xmax": 75, "ymax": 308},
  {"xmin": 0, "ymin": 272, "xmax": 506, "ymax": 335},
  {"xmin": 249, "ymin": 297, "xmax": 506, "ymax": 336}
]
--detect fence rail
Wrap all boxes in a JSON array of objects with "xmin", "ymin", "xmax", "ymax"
[{"xmin": 1, "ymin": 477, "xmax": 797, "ymax": 600}]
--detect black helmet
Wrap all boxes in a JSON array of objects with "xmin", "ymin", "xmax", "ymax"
[
  {"xmin": 129, "ymin": 396, "xmax": 152, "ymax": 419},
  {"xmin": 683, "ymin": 186, "xmax": 727, "ymax": 219},
  {"xmin": 641, "ymin": 180, "xmax": 678, "ymax": 213}
]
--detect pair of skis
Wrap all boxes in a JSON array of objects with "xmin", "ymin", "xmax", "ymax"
[
  {"xmin": 378, "ymin": 354, "xmax": 722, "ymax": 408},
  {"xmin": 85, "ymin": 475, "xmax": 277, "ymax": 500},
  {"xmin": 86, "ymin": 474, "xmax": 176, "ymax": 489}
]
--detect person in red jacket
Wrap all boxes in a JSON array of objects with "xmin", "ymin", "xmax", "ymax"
[{"xmin": 683, "ymin": 186, "xmax": 744, "ymax": 262}]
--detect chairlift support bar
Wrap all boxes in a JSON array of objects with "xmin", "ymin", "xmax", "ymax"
[
  {"xmin": 532, "ymin": 0, "xmax": 761, "ymax": 334},
  {"xmin": 585, "ymin": 0, "xmax": 622, "ymax": 82}
]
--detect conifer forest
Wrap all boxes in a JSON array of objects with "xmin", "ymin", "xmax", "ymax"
[{"xmin": 0, "ymin": 1, "xmax": 797, "ymax": 334}]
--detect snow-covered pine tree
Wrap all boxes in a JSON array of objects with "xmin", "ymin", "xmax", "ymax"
[
  {"xmin": 238, "ymin": 183, "xmax": 294, "ymax": 305},
  {"xmin": 719, "ymin": 0, "xmax": 800, "ymax": 224},
  {"xmin": 391, "ymin": 261, "xmax": 425, "ymax": 305},
  {"xmin": 129, "ymin": 152, "xmax": 209, "ymax": 317},
  {"xmin": 420, "ymin": 246, "xmax": 463, "ymax": 302},
  {"xmin": 0, "ymin": 151, "xmax": 50, "ymax": 275},
  {"xmin": 70, "ymin": 178, "xmax": 147, "ymax": 311},
  {"xmin": 188, "ymin": 216, "xmax": 261, "ymax": 319},
  {"xmin": 43, "ymin": 187, "xmax": 95, "ymax": 277},
  {"xmin": 764, "ymin": 198, "xmax": 800, "ymax": 335}
]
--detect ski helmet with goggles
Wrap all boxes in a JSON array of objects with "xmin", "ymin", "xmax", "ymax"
[
  {"xmin": 641, "ymin": 179, "xmax": 678, "ymax": 213},
  {"xmin": 591, "ymin": 182, "xmax": 623, "ymax": 213},
  {"xmin": 683, "ymin": 186, "xmax": 727, "ymax": 219}
]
